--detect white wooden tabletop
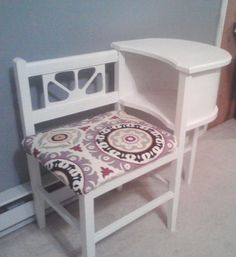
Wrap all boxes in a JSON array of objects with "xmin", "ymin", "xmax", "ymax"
[{"xmin": 112, "ymin": 38, "xmax": 231, "ymax": 74}]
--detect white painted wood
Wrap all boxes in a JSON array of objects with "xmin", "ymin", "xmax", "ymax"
[
  {"xmin": 41, "ymin": 63, "xmax": 106, "ymax": 107},
  {"xmin": 112, "ymin": 39, "xmax": 231, "ymax": 74},
  {"xmin": 79, "ymin": 194, "xmax": 95, "ymax": 257},
  {"xmin": 120, "ymin": 94, "xmax": 219, "ymax": 131},
  {"xmin": 14, "ymin": 40, "xmax": 231, "ymax": 257},
  {"xmin": 26, "ymin": 50, "xmax": 118, "ymax": 76},
  {"xmin": 185, "ymin": 70, "xmax": 221, "ymax": 126},
  {"xmin": 187, "ymin": 128, "xmax": 200, "ymax": 184},
  {"xmin": 186, "ymin": 0, "xmax": 229, "ymax": 184},
  {"xmin": 215, "ymin": 0, "xmax": 228, "ymax": 47},
  {"xmin": 37, "ymin": 186, "xmax": 79, "ymax": 229},
  {"xmin": 185, "ymin": 0, "xmax": 228, "ymax": 179},
  {"xmin": 95, "ymin": 191, "xmax": 174, "ymax": 243},
  {"xmin": 115, "ymin": 53, "xmax": 224, "ymax": 131},
  {"xmin": 26, "ymin": 155, "xmax": 45, "ymax": 229},
  {"xmin": 167, "ymin": 73, "xmax": 189, "ymax": 232},
  {"xmin": 13, "ymin": 58, "xmax": 35, "ymax": 136},
  {"xmin": 32, "ymin": 92, "xmax": 119, "ymax": 124}
]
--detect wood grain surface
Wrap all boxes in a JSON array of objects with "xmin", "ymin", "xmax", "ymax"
[{"xmin": 211, "ymin": 0, "xmax": 236, "ymax": 126}]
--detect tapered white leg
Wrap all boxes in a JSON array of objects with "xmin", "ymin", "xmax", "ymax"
[
  {"xmin": 167, "ymin": 153, "xmax": 184, "ymax": 232},
  {"xmin": 187, "ymin": 127, "xmax": 200, "ymax": 184},
  {"xmin": 79, "ymin": 194, "xmax": 95, "ymax": 257},
  {"xmin": 27, "ymin": 155, "xmax": 46, "ymax": 228}
]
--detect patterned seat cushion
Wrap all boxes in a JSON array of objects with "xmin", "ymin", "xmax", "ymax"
[{"xmin": 22, "ymin": 111, "xmax": 176, "ymax": 195}]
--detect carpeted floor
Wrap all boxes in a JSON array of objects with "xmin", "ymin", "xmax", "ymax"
[{"xmin": 1, "ymin": 119, "xmax": 236, "ymax": 257}]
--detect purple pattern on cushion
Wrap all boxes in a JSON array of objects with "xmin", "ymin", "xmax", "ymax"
[
  {"xmin": 22, "ymin": 111, "xmax": 176, "ymax": 195},
  {"xmin": 38, "ymin": 151, "xmax": 99, "ymax": 194}
]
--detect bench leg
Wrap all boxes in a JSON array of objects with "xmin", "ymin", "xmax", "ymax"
[
  {"xmin": 187, "ymin": 127, "xmax": 200, "ymax": 184},
  {"xmin": 79, "ymin": 194, "xmax": 95, "ymax": 257},
  {"xmin": 167, "ymin": 151, "xmax": 184, "ymax": 232},
  {"xmin": 27, "ymin": 155, "xmax": 46, "ymax": 229}
]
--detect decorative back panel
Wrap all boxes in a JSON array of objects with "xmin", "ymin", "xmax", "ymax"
[
  {"xmin": 41, "ymin": 64, "xmax": 106, "ymax": 107},
  {"xmin": 14, "ymin": 50, "xmax": 118, "ymax": 135}
]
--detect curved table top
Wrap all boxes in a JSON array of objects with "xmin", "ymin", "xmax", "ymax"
[{"xmin": 111, "ymin": 38, "xmax": 231, "ymax": 74}]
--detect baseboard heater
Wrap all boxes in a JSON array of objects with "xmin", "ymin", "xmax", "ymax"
[{"xmin": 0, "ymin": 174, "xmax": 76, "ymax": 237}]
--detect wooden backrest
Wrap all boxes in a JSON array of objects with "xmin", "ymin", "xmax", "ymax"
[{"xmin": 13, "ymin": 50, "xmax": 119, "ymax": 136}]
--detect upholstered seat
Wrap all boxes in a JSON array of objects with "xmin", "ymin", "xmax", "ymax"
[{"xmin": 22, "ymin": 110, "xmax": 176, "ymax": 195}]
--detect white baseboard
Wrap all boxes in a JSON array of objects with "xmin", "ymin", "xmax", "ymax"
[{"xmin": 0, "ymin": 174, "xmax": 76, "ymax": 237}]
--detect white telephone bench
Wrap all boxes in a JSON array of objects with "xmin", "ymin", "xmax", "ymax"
[{"xmin": 14, "ymin": 38, "xmax": 231, "ymax": 257}]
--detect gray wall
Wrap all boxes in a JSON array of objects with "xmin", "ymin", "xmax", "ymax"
[{"xmin": 0, "ymin": 0, "xmax": 221, "ymax": 192}]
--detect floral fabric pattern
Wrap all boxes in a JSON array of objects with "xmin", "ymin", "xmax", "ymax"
[{"xmin": 22, "ymin": 111, "xmax": 176, "ymax": 195}]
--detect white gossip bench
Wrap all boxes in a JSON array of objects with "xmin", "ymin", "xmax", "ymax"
[{"xmin": 13, "ymin": 38, "xmax": 231, "ymax": 257}]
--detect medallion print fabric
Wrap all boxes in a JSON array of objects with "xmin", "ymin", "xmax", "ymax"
[{"xmin": 22, "ymin": 111, "xmax": 176, "ymax": 195}]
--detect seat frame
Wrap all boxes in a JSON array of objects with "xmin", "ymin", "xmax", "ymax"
[{"xmin": 14, "ymin": 50, "xmax": 190, "ymax": 257}]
